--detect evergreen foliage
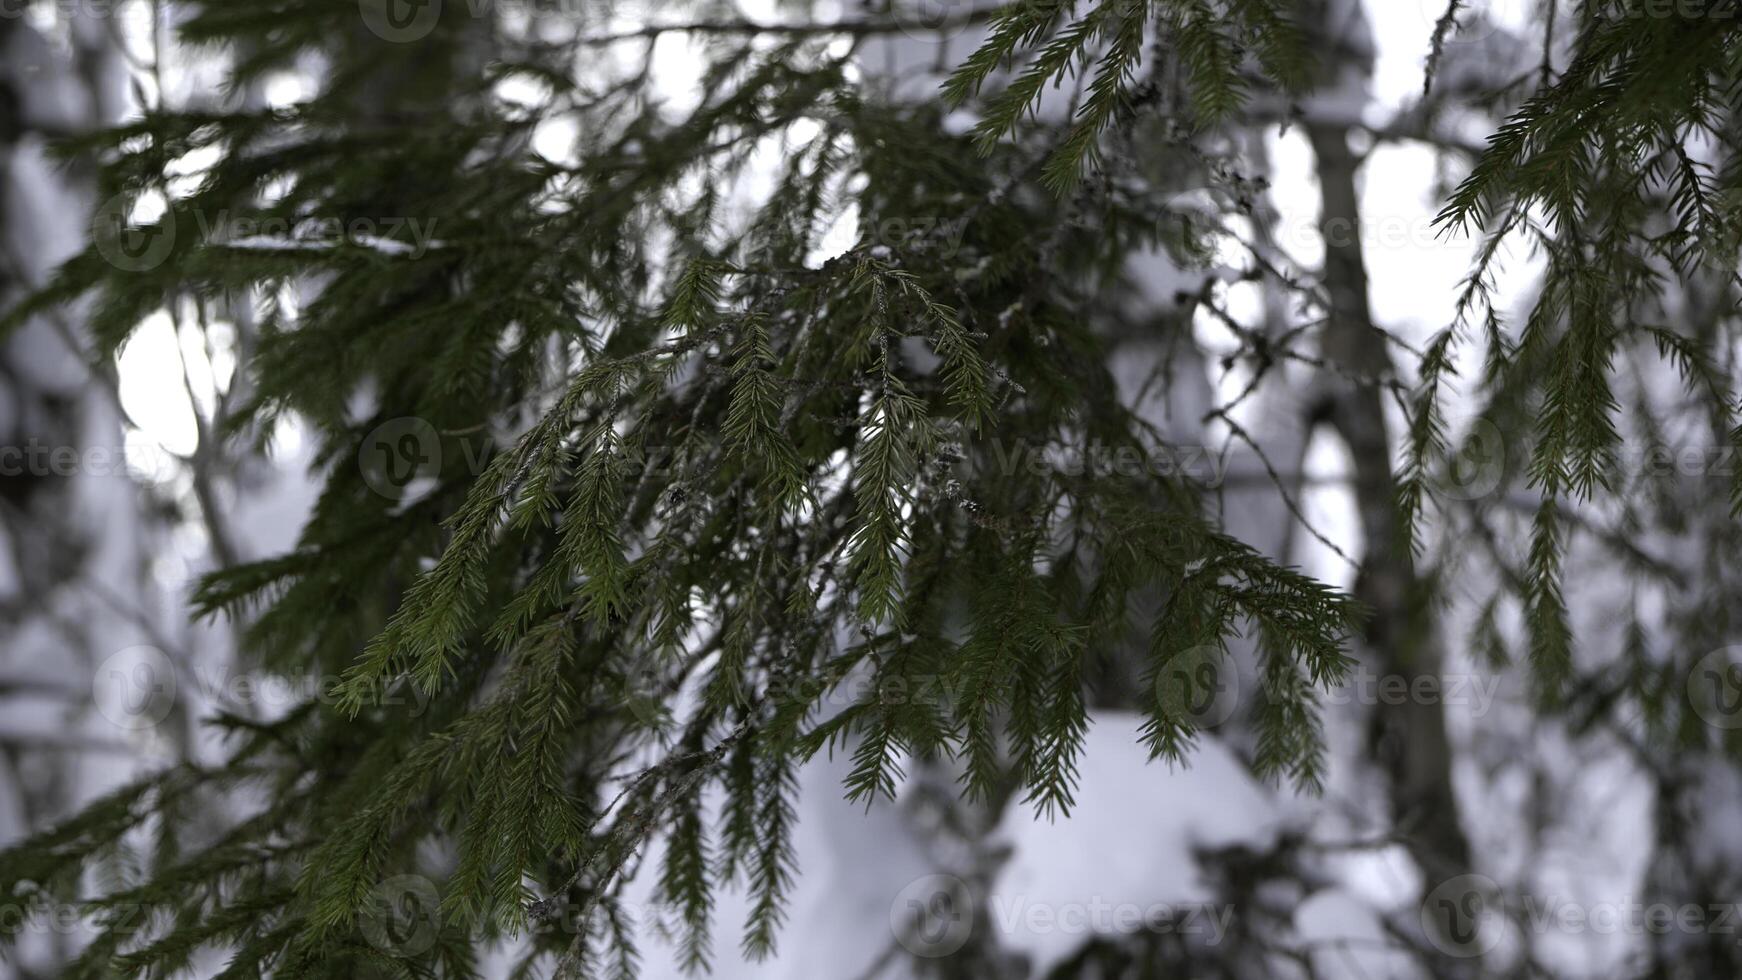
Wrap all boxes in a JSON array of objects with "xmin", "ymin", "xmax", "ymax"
[
  {"xmin": 1406, "ymin": 0, "xmax": 1742, "ymax": 703},
  {"xmin": 3, "ymin": 0, "xmax": 1742, "ymax": 976}
]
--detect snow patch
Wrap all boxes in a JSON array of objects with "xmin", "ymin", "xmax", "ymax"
[{"xmin": 990, "ymin": 711, "xmax": 1286, "ymax": 973}]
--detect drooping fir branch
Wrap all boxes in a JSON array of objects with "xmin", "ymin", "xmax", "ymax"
[
  {"xmin": 0, "ymin": 2, "xmax": 1391, "ymax": 976},
  {"xmin": 945, "ymin": 0, "xmax": 1311, "ymax": 188},
  {"xmin": 1412, "ymin": 1, "xmax": 1742, "ymax": 700}
]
